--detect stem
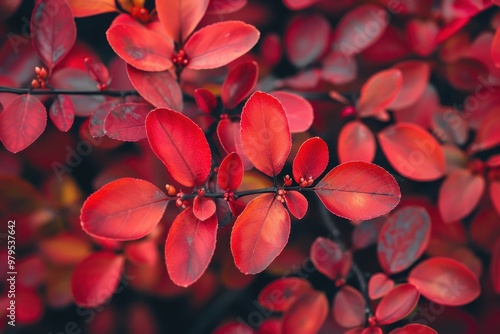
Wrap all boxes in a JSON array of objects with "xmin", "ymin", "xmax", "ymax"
[
  {"xmin": 179, "ymin": 185, "xmax": 316, "ymax": 201},
  {"xmin": 0, "ymin": 86, "xmax": 139, "ymax": 97}
]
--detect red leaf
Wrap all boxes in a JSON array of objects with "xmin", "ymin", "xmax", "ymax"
[
  {"xmin": 193, "ymin": 196, "xmax": 216, "ymax": 221},
  {"xmin": 258, "ymin": 277, "xmax": 312, "ymax": 312},
  {"xmin": 231, "ymin": 194, "xmax": 291, "ymax": 274},
  {"xmin": 165, "ymin": 207, "xmax": 218, "ymax": 287},
  {"xmin": 240, "ymin": 91, "xmax": 291, "ymax": 177},
  {"xmin": 338, "ymin": 121, "xmax": 376, "ymax": 163},
  {"xmin": 389, "ymin": 324, "xmax": 437, "ymax": 334},
  {"xmin": 378, "ymin": 123, "xmax": 446, "ymax": 181},
  {"xmin": 310, "ymin": 237, "xmax": 345, "ymax": 280},
  {"xmin": 333, "ymin": 285, "xmax": 366, "ymax": 328},
  {"xmin": 284, "ymin": 14, "xmax": 330, "ymax": 68},
  {"xmin": 281, "ymin": 291, "xmax": 328, "ymax": 334},
  {"xmin": 260, "ymin": 33, "xmax": 282, "ymax": 66},
  {"xmin": 283, "ymin": 0, "xmax": 319, "ymax": 10},
  {"xmin": 321, "ymin": 51, "xmax": 357, "ymax": 85},
  {"xmin": 80, "ymin": 178, "xmax": 168, "ymax": 240},
  {"xmin": 49, "ymin": 94, "xmax": 75, "ymax": 132},
  {"xmin": 31, "ymin": 0, "xmax": 76, "ymax": 72},
  {"xmin": 0, "ymin": 94, "xmax": 46, "ymax": 153},
  {"xmin": 89, "ymin": 100, "xmax": 120, "ymax": 138},
  {"xmin": 15, "ymin": 287, "xmax": 44, "ymax": 324},
  {"xmin": 194, "ymin": 88, "xmax": 217, "ymax": 114},
  {"xmin": 127, "ymin": 65, "xmax": 182, "ymax": 110},
  {"xmin": 438, "ymin": 169, "xmax": 485, "ymax": 223},
  {"xmin": 377, "ymin": 206, "xmax": 431, "ymax": 274},
  {"xmin": 71, "ymin": 252, "xmax": 125, "ymax": 307},
  {"xmin": 332, "ymin": 5, "xmax": 389, "ymax": 55},
  {"xmin": 84, "ymin": 57, "xmax": 109, "ymax": 85},
  {"xmin": 368, "ymin": 273, "xmax": 395, "ymax": 300},
  {"xmin": 269, "ymin": 91, "xmax": 314, "ymax": 133},
  {"xmin": 357, "ymin": 69, "xmax": 403, "ymax": 117},
  {"xmin": 217, "ymin": 152, "xmax": 244, "ymax": 191},
  {"xmin": 206, "ymin": 0, "xmax": 247, "ymax": 14},
  {"xmin": 185, "ymin": 21, "xmax": 260, "ymax": 70},
  {"xmin": 492, "ymin": 27, "xmax": 500, "ymax": 67},
  {"xmin": 491, "ymin": 180, "xmax": 500, "ymax": 217},
  {"xmin": 106, "ymin": 24, "xmax": 174, "ymax": 71},
  {"xmin": 406, "ymin": 19, "xmax": 439, "ymax": 57},
  {"xmin": 284, "ymin": 191, "xmax": 308, "ymax": 219},
  {"xmin": 221, "ymin": 61, "xmax": 258, "ymax": 109},
  {"xmin": 217, "ymin": 118, "xmax": 254, "ymax": 170},
  {"xmin": 292, "ymin": 137, "xmax": 329, "ymax": 184},
  {"xmin": 104, "ymin": 102, "xmax": 151, "ymax": 142},
  {"xmin": 471, "ymin": 111, "xmax": 500, "ymax": 152},
  {"xmin": 124, "ymin": 239, "xmax": 158, "ymax": 267},
  {"xmin": 213, "ymin": 322, "xmax": 253, "ymax": 334},
  {"xmin": 39, "ymin": 233, "xmax": 91, "ymax": 265},
  {"xmin": 389, "ymin": 60, "xmax": 431, "ymax": 110},
  {"xmin": 146, "ymin": 108, "xmax": 211, "ymax": 187},
  {"xmin": 491, "ymin": 237, "xmax": 500, "ymax": 293},
  {"xmin": 156, "ymin": 0, "xmax": 209, "ymax": 43},
  {"xmin": 67, "ymin": 0, "xmax": 117, "ymax": 17},
  {"xmin": 314, "ymin": 161, "xmax": 401, "ymax": 220},
  {"xmin": 375, "ymin": 283, "xmax": 420, "ymax": 325},
  {"xmin": 408, "ymin": 257, "xmax": 481, "ymax": 306}
]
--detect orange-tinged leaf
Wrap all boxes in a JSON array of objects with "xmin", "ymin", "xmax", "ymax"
[
  {"xmin": 80, "ymin": 178, "xmax": 168, "ymax": 240},
  {"xmin": 338, "ymin": 121, "xmax": 376, "ymax": 163},
  {"xmin": 165, "ymin": 208, "xmax": 218, "ymax": 287},
  {"xmin": 39, "ymin": 233, "xmax": 91, "ymax": 265},
  {"xmin": 146, "ymin": 108, "xmax": 211, "ymax": 187},
  {"xmin": 333, "ymin": 285, "xmax": 366, "ymax": 328},
  {"xmin": 281, "ymin": 291, "xmax": 328, "ymax": 334},
  {"xmin": 193, "ymin": 196, "xmax": 216, "ymax": 221},
  {"xmin": 357, "ymin": 69, "xmax": 403, "ymax": 117},
  {"xmin": 67, "ymin": 0, "xmax": 117, "ymax": 17},
  {"xmin": 217, "ymin": 152, "xmax": 244, "ymax": 191},
  {"xmin": 71, "ymin": 252, "xmax": 125, "ymax": 307},
  {"xmin": 156, "ymin": 0, "xmax": 209, "ymax": 43},
  {"xmin": 377, "ymin": 206, "xmax": 431, "ymax": 274},
  {"xmin": 185, "ymin": 21, "xmax": 260, "ymax": 70},
  {"xmin": 292, "ymin": 137, "xmax": 329, "ymax": 184},
  {"xmin": 375, "ymin": 283, "xmax": 420, "ymax": 325},
  {"xmin": 269, "ymin": 91, "xmax": 314, "ymax": 133},
  {"xmin": 368, "ymin": 273, "xmax": 395, "ymax": 300},
  {"xmin": 314, "ymin": 161, "xmax": 401, "ymax": 220},
  {"xmin": 222, "ymin": 61, "xmax": 258, "ymax": 109},
  {"xmin": 408, "ymin": 257, "xmax": 480, "ymax": 306},
  {"xmin": 231, "ymin": 194, "xmax": 291, "ymax": 274},
  {"xmin": 241, "ymin": 91, "xmax": 291, "ymax": 177},
  {"xmin": 438, "ymin": 169, "xmax": 485, "ymax": 223},
  {"xmin": 284, "ymin": 191, "xmax": 308, "ymax": 219},
  {"xmin": 258, "ymin": 277, "xmax": 312, "ymax": 312},
  {"xmin": 378, "ymin": 123, "xmax": 446, "ymax": 181},
  {"xmin": 0, "ymin": 94, "xmax": 46, "ymax": 153}
]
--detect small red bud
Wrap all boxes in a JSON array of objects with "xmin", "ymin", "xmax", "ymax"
[
  {"xmin": 198, "ymin": 188, "xmax": 206, "ymax": 196},
  {"xmin": 31, "ymin": 79, "xmax": 40, "ymax": 89},
  {"xmin": 165, "ymin": 184, "xmax": 177, "ymax": 196},
  {"xmin": 368, "ymin": 316, "xmax": 377, "ymax": 327},
  {"xmin": 39, "ymin": 67, "xmax": 48, "ymax": 80},
  {"xmin": 284, "ymin": 175, "xmax": 292, "ymax": 186}
]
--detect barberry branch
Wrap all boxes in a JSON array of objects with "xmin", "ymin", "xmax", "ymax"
[{"xmin": 0, "ymin": 86, "xmax": 139, "ymax": 97}]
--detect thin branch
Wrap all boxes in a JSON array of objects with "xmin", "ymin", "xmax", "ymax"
[{"xmin": 0, "ymin": 86, "xmax": 139, "ymax": 97}]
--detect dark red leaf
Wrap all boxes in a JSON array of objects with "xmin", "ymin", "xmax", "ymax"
[
  {"xmin": 71, "ymin": 252, "xmax": 125, "ymax": 307},
  {"xmin": 213, "ymin": 322, "xmax": 253, "ymax": 334},
  {"xmin": 491, "ymin": 237, "xmax": 500, "ymax": 293},
  {"xmin": 338, "ymin": 121, "xmax": 376, "ymax": 163},
  {"xmin": 126, "ymin": 65, "xmax": 182, "ymax": 110},
  {"xmin": 124, "ymin": 239, "xmax": 158, "ymax": 267},
  {"xmin": 104, "ymin": 102, "xmax": 151, "ymax": 142},
  {"xmin": 283, "ymin": 0, "xmax": 319, "ymax": 10},
  {"xmin": 146, "ymin": 108, "xmax": 212, "ymax": 187},
  {"xmin": 193, "ymin": 196, "xmax": 216, "ymax": 221},
  {"xmin": 389, "ymin": 324, "xmax": 437, "ymax": 334},
  {"xmin": 333, "ymin": 285, "xmax": 366, "ymax": 328},
  {"xmin": 67, "ymin": 0, "xmax": 117, "ymax": 17},
  {"xmin": 84, "ymin": 57, "xmax": 109, "ymax": 85},
  {"xmin": 49, "ymin": 94, "xmax": 75, "ymax": 132},
  {"xmin": 408, "ymin": 257, "xmax": 481, "ymax": 306},
  {"xmin": 194, "ymin": 88, "xmax": 217, "ymax": 114},
  {"xmin": 258, "ymin": 277, "xmax": 312, "ymax": 312},
  {"xmin": 357, "ymin": 69, "xmax": 403, "ymax": 117},
  {"xmin": 389, "ymin": 60, "xmax": 431, "ymax": 110},
  {"xmin": 185, "ymin": 21, "xmax": 260, "ymax": 70},
  {"xmin": 292, "ymin": 137, "xmax": 329, "ymax": 184},
  {"xmin": 377, "ymin": 206, "xmax": 431, "ymax": 274},
  {"xmin": 438, "ymin": 169, "xmax": 485, "ymax": 223},
  {"xmin": 156, "ymin": 0, "xmax": 209, "ymax": 43},
  {"xmin": 284, "ymin": 14, "xmax": 329, "ymax": 68},
  {"xmin": 89, "ymin": 100, "xmax": 120, "ymax": 138},
  {"xmin": 314, "ymin": 161, "xmax": 401, "ymax": 220},
  {"xmin": 378, "ymin": 123, "xmax": 446, "ymax": 181},
  {"xmin": 31, "ymin": 0, "xmax": 76, "ymax": 72},
  {"xmin": 492, "ymin": 26, "xmax": 500, "ymax": 67},
  {"xmin": 240, "ymin": 91, "xmax": 291, "ymax": 177},
  {"xmin": 368, "ymin": 273, "xmax": 395, "ymax": 300},
  {"xmin": 310, "ymin": 237, "xmax": 345, "ymax": 280},
  {"xmin": 284, "ymin": 191, "xmax": 308, "ymax": 219},
  {"xmin": 217, "ymin": 118, "xmax": 254, "ymax": 170},
  {"xmin": 406, "ymin": 19, "xmax": 439, "ymax": 57},
  {"xmin": 221, "ymin": 61, "xmax": 258, "ymax": 109},
  {"xmin": 375, "ymin": 283, "xmax": 420, "ymax": 325},
  {"xmin": 106, "ymin": 24, "xmax": 174, "ymax": 71},
  {"xmin": 217, "ymin": 152, "xmax": 244, "ymax": 191},
  {"xmin": 206, "ymin": 0, "xmax": 247, "ymax": 14},
  {"xmin": 491, "ymin": 179, "xmax": 500, "ymax": 217},
  {"xmin": 165, "ymin": 207, "xmax": 218, "ymax": 287},
  {"xmin": 269, "ymin": 91, "xmax": 314, "ymax": 133},
  {"xmin": 0, "ymin": 94, "xmax": 46, "ymax": 153},
  {"xmin": 260, "ymin": 33, "xmax": 282, "ymax": 66},
  {"xmin": 80, "ymin": 178, "xmax": 168, "ymax": 240},
  {"xmin": 321, "ymin": 51, "xmax": 357, "ymax": 85},
  {"xmin": 281, "ymin": 291, "xmax": 328, "ymax": 334},
  {"xmin": 471, "ymin": 111, "xmax": 500, "ymax": 152},
  {"xmin": 231, "ymin": 194, "xmax": 290, "ymax": 274}
]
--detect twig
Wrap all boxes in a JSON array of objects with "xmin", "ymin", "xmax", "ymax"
[{"xmin": 0, "ymin": 86, "xmax": 139, "ymax": 97}]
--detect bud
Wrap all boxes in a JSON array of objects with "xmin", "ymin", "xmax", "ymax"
[
  {"xmin": 283, "ymin": 175, "xmax": 292, "ymax": 186},
  {"xmin": 165, "ymin": 184, "xmax": 177, "ymax": 196},
  {"xmin": 31, "ymin": 79, "xmax": 40, "ymax": 89}
]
